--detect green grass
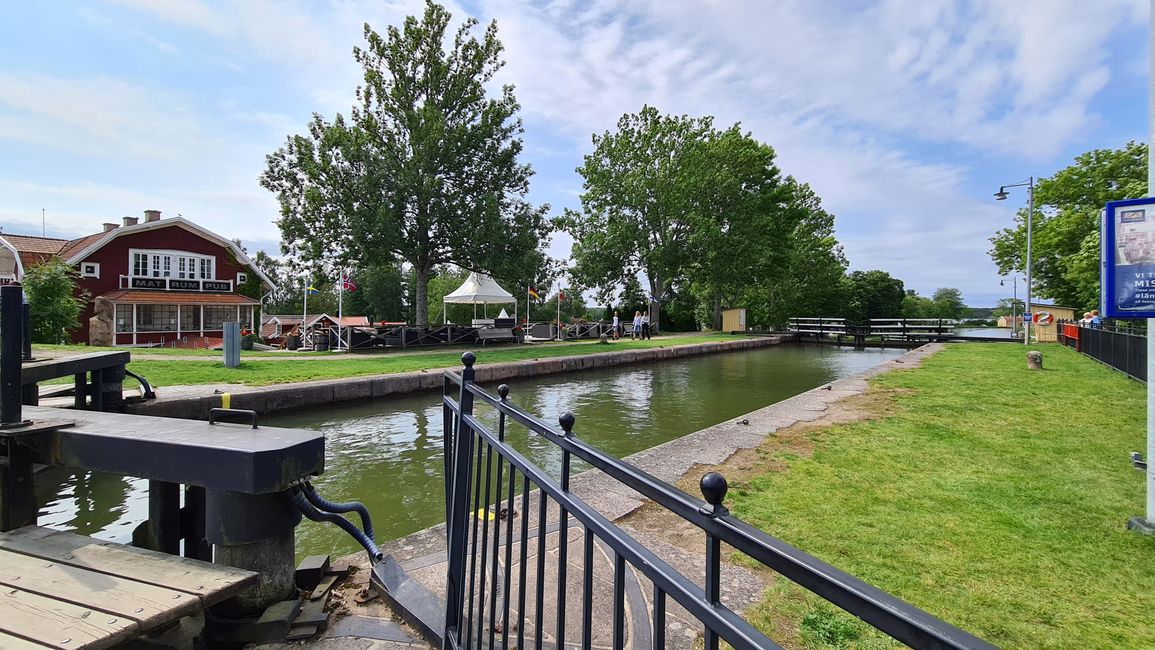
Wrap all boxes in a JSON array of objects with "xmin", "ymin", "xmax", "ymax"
[
  {"xmin": 32, "ymin": 343, "xmax": 326, "ymax": 358},
  {"xmin": 75, "ymin": 333, "xmax": 741, "ymax": 387},
  {"xmin": 729, "ymin": 343, "xmax": 1155, "ymax": 649}
]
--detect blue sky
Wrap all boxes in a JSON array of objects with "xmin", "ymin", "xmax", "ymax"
[{"xmin": 0, "ymin": 0, "xmax": 1148, "ymax": 307}]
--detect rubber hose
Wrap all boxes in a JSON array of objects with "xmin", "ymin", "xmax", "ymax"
[
  {"xmin": 301, "ymin": 482, "xmax": 375, "ymax": 540},
  {"xmin": 290, "ymin": 488, "xmax": 383, "ymax": 562}
]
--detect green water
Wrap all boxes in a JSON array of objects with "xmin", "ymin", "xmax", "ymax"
[{"xmin": 36, "ymin": 345, "xmax": 900, "ymax": 558}]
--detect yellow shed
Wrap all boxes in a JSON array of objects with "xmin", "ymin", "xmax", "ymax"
[
  {"xmin": 1030, "ymin": 303, "xmax": 1077, "ymax": 342},
  {"xmin": 722, "ymin": 308, "xmax": 747, "ymax": 332}
]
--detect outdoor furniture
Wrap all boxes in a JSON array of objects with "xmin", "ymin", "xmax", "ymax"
[
  {"xmin": 477, "ymin": 327, "xmax": 516, "ymax": 345},
  {"xmin": 0, "ymin": 526, "xmax": 255, "ymax": 649}
]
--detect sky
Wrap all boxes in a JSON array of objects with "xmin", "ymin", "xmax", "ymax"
[{"xmin": 0, "ymin": 0, "xmax": 1149, "ymax": 307}]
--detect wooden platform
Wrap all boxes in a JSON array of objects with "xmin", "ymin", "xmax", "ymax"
[{"xmin": 0, "ymin": 526, "xmax": 257, "ymax": 649}]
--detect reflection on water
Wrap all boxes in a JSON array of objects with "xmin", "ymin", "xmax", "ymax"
[
  {"xmin": 36, "ymin": 467, "xmax": 148, "ymax": 541},
  {"xmin": 38, "ymin": 344, "xmax": 901, "ymax": 557}
]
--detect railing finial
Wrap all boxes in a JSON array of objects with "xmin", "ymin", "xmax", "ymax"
[
  {"xmin": 498, "ymin": 384, "xmax": 510, "ymax": 400},
  {"xmin": 461, "ymin": 351, "xmax": 476, "ymax": 368},
  {"xmin": 700, "ymin": 472, "xmax": 728, "ymax": 512},
  {"xmin": 559, "ymin": 411, "xmax": 575, "ymax": 436}
]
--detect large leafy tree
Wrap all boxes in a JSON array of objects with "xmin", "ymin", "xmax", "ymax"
[
  {"xmin": 23, "ymin": 259, "xmax": 89, "ymax": 344},
  {"xmin": 990, "ymin": 141, "xmax": 1147, "ymax": 309},
  {"xmin": 842, "ymin": 270, "xmax": 905, "ymax": 321},
  {"xmin": 684, "ymin": 127, "xmax": 793, "ymax": 329},
  {"xmin": 755, "ymin": 179, "xmax": 847, "ymax": 326},
  {"xmin": 261, "ymin": 1, "xmax": 550, "ymax": 326},
  {"xmin": 561, "ymin": 106, "xmax": 717, "ymax": 331}
]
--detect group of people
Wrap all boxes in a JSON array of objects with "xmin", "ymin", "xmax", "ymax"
[
  {"xmin": 610, "ymin": 310, "xmax": 651, "ymax": 340},
  {"xmin": 1080, "ymin": 309, "xmax": 1104, "ymax": 328}
]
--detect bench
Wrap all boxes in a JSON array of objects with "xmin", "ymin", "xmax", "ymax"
[
  {"xmin": 477, "ymin": 327, "xmax": 516, "ymax": 345},
  {"xmin": 0, "ymin": 526, "xmax": 256, "ymax": 649}
]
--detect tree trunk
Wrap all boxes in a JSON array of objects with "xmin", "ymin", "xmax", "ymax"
[
  {"xmin": 414, "ymin": 265, "xmax": 430, "ymax": 327},
  {"xmin": 647, "ymin": 276, "xmax": 664, "ymax": 333},
  {"xmin": 712, "ymin": 290, "xmax": 722, "ymax": 331}
]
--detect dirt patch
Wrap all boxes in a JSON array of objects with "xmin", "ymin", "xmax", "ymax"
[{"xmin": 616, "ymin": 385, "xmax": 903, "ymax": 555}]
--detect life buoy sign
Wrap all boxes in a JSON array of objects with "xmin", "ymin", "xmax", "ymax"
[{"xmin": 1033, "ymin": 311, "xmax": 1054, "ymax": 325}]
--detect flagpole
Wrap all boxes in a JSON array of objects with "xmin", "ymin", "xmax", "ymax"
[
  {"xmin": 557, "ymin": 289, "xmax": 562, "ymax": 341},
  {"xmin": 338, "ymin": 272, "xmax": 344, "ymax": 352},
  {"xmin": 302, "ymin": 283, "xmax": 308, "ymax": 346}
]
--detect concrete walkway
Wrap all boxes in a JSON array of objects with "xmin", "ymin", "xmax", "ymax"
[{"xmin": 329, "ymin": 344, "xmax": 942, "ymax": 649}]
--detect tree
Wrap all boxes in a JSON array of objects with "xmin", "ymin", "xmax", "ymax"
[
  {"xmin": 990, "ymin": 141, "xmax": 1147, "ymax": 309},
  {"xmin": 261, "ymin": 1, "xmax": 550, "ymax": 326},
  {"xmin": 842, "ymin": 270, "xmax": 904, "ymax": 321},
  {"xmin": 930, "ymin": 287, "xmax": 966, "ymax": 319},
  {"xmin": 23, "ymin": 259, "xmax": 89, "ymax": 344},
  {"xmin": 755, "ymin": 179, "xmax": 847, "ymax": 326},
  {"xmin": 901, "ymin": 290, "xmax": 933, "ymax": 319},
  {"xmin": 561, "ymin": 106, "xmax": 717, "ymax": 331},
  {"xmin": 346, "ymin": 263, "xmax": 405, "ymax": 323},
  {"xmin": 683, "ymin": 127, "xmax": 793, "ymax": 329}
]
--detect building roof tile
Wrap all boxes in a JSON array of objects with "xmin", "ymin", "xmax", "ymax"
[{"xmin": 98, "ymin": 290, "xmax": 260, "ymax": 305}]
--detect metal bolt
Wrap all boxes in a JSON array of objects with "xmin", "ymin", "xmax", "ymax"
[
  {"xmin": 108, "ymin": 618, "xmax": 117, "ymax": 625},
  {"xmin": 63, "ymin": 555, "xmax": 73, "ymax": 560},
  {"xmin": 60, "ymin": 640, "xmax": 70, "ymax": 645},
  {"xmin": 43, "ymin": 562, "xmax": 52, "ymax": 568},
  {"xmin": 172, "ymin": 594, "xmax": 181, "ymax": 599},
  {"xmin": 11, "ymin": 575, "xmax": 19, "ymax": 580},
  {"xmin": 135, "ymin": 608, "xmax": 144, "ymax": 613}
]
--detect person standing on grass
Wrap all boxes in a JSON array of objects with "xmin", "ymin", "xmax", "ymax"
[
  {"xmin": 612, "ymin": 310, "xmax": 621, "ymax": 340},
  {"xmin": 641, "ymin": 313, "xmax": 651, "ymax": 339},
  {"xmin": 632, "ymin": 311, "xmax": 643, "ymax": 339}
]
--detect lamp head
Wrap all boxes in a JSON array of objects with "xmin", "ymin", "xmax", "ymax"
[{"xmin": 994, "ymin": 187, "xmax": 1009, "ymax": 200}]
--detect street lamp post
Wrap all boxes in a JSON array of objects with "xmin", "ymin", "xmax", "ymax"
[
  {"xmin": 995, "ymin": 178, "xmax": 1035, "ymax": 344},
  {"xmin": 1000, "ymin": 277, "xmax": 1020, "ymax": 336}
]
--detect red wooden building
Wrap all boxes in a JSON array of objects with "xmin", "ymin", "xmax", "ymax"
[{"xmin": 0, "ymin": 210, "xmax": 275, "ymax": 347}]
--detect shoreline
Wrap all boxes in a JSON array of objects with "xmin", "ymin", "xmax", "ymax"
[{"xmin": 123, "ymin": 335, "xmax": 785, "ymax": 420}]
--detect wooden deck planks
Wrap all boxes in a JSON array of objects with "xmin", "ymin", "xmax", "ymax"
[
  {"xmin": 0, "ymin": 587, "xmax": 138, "ymax": 649},
  {"xmin": 0, "ymin": 526, "xmax": 262, "ymax": 648},
  {"xmin": 0, "ymin": 551, "xmax": 200, "ymax": 629},
  {"xmin": 0, "ymin": 526, "xmax": 255, "ymax": 604}
]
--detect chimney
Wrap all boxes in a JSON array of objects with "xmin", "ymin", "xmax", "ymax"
[
  {"xmin": 123, "ymin": 216, "xmax": 139, "ymax": 227},
  {"xmin": 144, "ymin": 209, "xmax": 161, "ymax": 223},
  {"xmin": 102, "ymin": 222, "xmax": 119, "ymax": 233}
]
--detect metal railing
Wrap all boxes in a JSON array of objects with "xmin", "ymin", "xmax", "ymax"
[
  {"xmin": 1059, "ymin": 320, "xmax": 1145, "ymax": 382},
  {"xmin": 441, "ymin": 352, "xmax": 995, "ymax": 649}
]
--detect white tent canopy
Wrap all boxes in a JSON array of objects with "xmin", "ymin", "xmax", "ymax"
[{"xmin": 443, "ymin": 272, "xmax": 515, "ymax": 304}]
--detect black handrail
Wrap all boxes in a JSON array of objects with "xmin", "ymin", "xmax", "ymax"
[{"xmin": 441, "ymin": 352, "xmax": 995, "ymax": 650}]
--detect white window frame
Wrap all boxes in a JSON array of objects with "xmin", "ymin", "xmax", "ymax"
[
  {"xmin": 80, "ymin": 262, "xmax": 100, "ymax": 279},
  {"xmin": 236, "ymin": 271, "xmax": 248, "ymax": 285},
  {"xmin": 128, "ymin": 249, "xmax": 216, "ymax": 280}
]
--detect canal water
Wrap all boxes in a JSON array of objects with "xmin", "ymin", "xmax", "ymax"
[{"xmin": 36, "ymin": 344, "xmax": 901, "ymax": 558}]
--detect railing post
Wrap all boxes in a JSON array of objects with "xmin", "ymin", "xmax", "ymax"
[
  {"xmin": 445, "ymin": 352, "xmax": 477, "ymax": 645},
  {"xmin": 0, "ymin": 284, "xmax": 35, "ymax": 533},
  {"xmin": 700, "ymin": 471, "xmax": 729, "ymax": 650}
]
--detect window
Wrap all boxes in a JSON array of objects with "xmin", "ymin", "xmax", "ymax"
[
  {"xmin": 204, "ymin": 305, "xmax": 237, "ymax": 330},
  {"xmin": 236, "ymin": 272, "xmax": 247, "ymax": 285},
  {"xmin": 115, "ymin": 305, "xmax": 133, "ymax": 333},
  {"xmin": 80, "ymin": 263, "xmax": 100, "ymax": 278},
  {"xmin": 181, "ymin": 305, "xmax": 200, "ymax": 330},
  {"xmin": 128, "ymin": 249, "xmax": 215, "ymax": 280},
  {"xmin": 135, "ymin": 304, "xmax": 177, "ymax": 331}
]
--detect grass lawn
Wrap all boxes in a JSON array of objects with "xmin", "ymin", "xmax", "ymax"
[
  {"xmin": 31, "ymin": 343, "xmax": 326, "ymax": 358},
  {"xmin": 43, "ymin": 333, "xmax": 743, "ymax": 387},
  {"xmin": 727, "ymin": 343, "xmax": 1154, "ymax": 649}
]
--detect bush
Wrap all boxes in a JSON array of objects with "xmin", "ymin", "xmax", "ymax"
[{"xmin": 23, "ymin": 259, "xmax": 89, "ymax": 344}]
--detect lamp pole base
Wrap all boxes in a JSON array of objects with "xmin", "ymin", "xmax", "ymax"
[{"xmin": 1127, "ymin": 516, "xmax": 1155, "ymax": 536}]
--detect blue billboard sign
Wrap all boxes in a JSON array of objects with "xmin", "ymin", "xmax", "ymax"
[{"xmin": 1103, "ymin": 197, "xmax": 1155, "ymax": 318}]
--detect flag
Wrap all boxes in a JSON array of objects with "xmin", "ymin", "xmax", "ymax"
[
  {"xmin": 342, "ymin": 275, "xmax": 357, "ymax": 291},
  {"xmin": 307, "ymin": 285, "xmax": 320, "ymax": 295},
  {"xmin": 528, "ymin": 287, "xmax": 540, "ymax": 301},
  {"xmin": 558, "ymin": 290, "xmax": 566, "ymax": 301}
]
